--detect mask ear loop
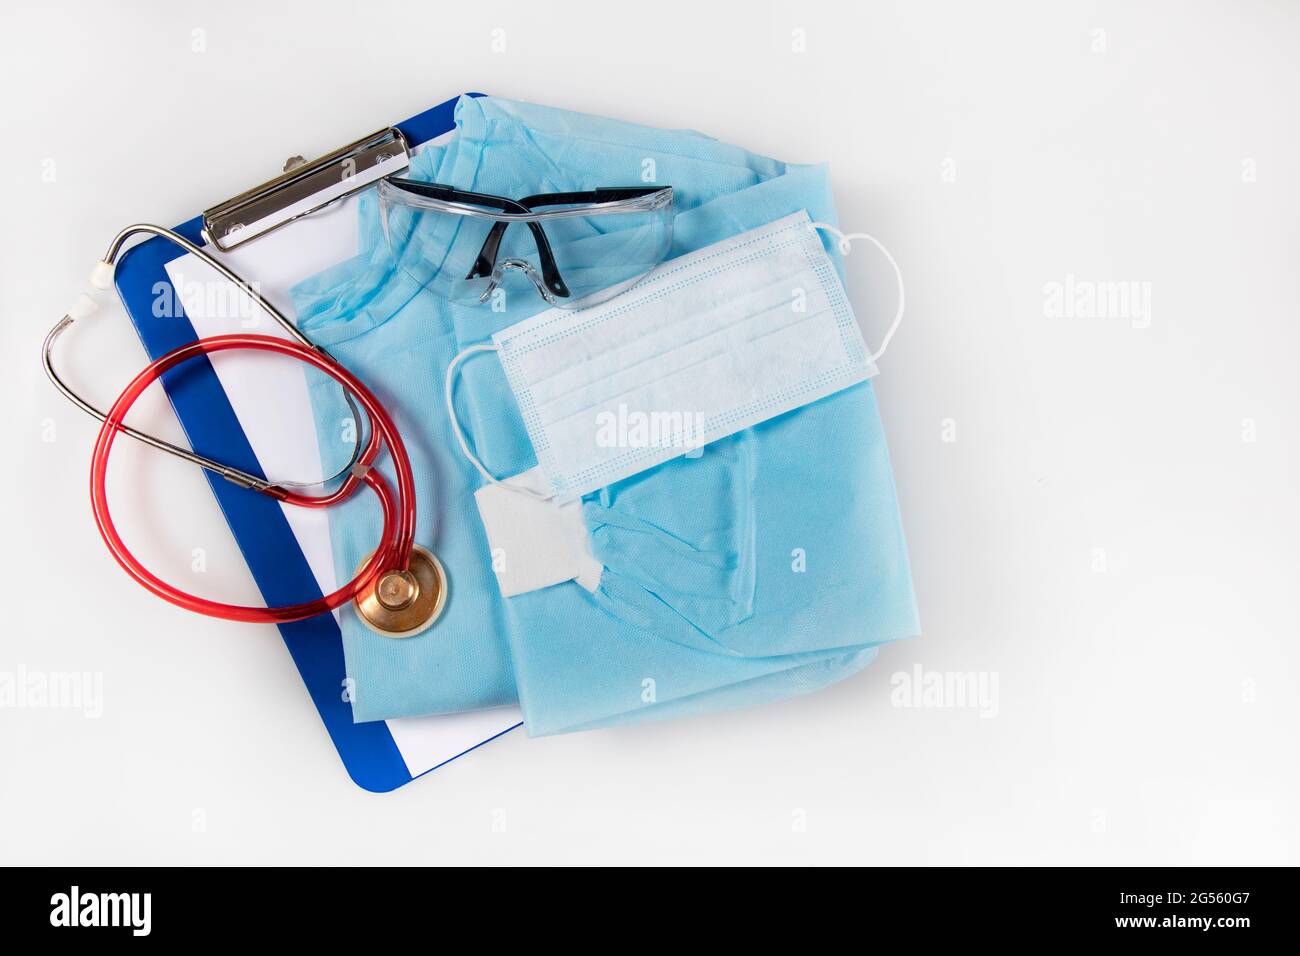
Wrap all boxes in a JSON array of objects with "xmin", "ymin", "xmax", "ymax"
[
  {"xmin": 808, "ymin": 222, "xmax": 905, "ymax": 364},
  {"xmin": 444, "ymin": 343, "xmax": 553, "ymax": 501}
]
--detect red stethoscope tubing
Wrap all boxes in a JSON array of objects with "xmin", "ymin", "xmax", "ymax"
[{"xmin": 89, "ymin": 333, "xmax": 416, "ymax": 624}]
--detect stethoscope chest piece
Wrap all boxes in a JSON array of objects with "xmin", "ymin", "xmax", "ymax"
[{"xmin": 353, "ymin": 545, "xmax": 447, "ymax": 638}]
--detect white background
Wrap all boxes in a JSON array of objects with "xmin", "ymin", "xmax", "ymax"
[{"xmin": 2, "ymin": 0, "xmax": 1297, "ymax": 865}]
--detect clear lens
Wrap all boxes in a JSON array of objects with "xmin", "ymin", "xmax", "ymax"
[{"xmin": 379, "ymin": 183, "xmax": 673, "ymax": 310}]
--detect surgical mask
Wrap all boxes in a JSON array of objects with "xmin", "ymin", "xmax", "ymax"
[{"xmin": 446, "ymin": 211, "xmax": 879, "ymax": 502}]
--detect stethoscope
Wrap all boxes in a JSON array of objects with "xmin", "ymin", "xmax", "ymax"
[{"xmin": 42, "ymin": 224, "xmax": 445, "ymax": 638}]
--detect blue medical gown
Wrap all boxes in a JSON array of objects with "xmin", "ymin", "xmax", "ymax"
[{"xmin": 291, "ymin": 95, "xmax": 919, "ymax": 733}]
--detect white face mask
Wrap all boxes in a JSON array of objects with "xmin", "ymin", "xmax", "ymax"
[{"xmin": 446, "ymin": 210, "xmax": 889, "ymax": 503}]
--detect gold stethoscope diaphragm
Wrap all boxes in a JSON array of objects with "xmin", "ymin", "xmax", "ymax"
[{"xmin": 353, "ymin": 545, "xmax": 448, "ymax": 638}]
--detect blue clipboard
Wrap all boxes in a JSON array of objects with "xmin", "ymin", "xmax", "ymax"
[{"xmin": 113, "ymin": 93, "xmax": 520, "ymax": 792}]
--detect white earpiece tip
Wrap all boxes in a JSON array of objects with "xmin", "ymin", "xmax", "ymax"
[
  {"xmin": 66, "ymin": 294, "xmax": 99, "ymax": 321},
  {"xmin": 89, "ymin": 259, "xmax": 115, "ymax": 291}
]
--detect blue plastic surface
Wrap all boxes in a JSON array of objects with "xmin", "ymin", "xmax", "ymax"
[{"xmin": 112, "ymin": 93, "xmax": 515, "ymax": 792}]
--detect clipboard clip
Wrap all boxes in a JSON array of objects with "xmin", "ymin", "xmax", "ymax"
[{"xmin": 202, "ymin": 127, "xmax": 410, "ymax": 251}]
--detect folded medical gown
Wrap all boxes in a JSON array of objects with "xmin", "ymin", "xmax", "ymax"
[{"xmin": 291, "ymin": 95, "xmax": 919, "ymax": 734}]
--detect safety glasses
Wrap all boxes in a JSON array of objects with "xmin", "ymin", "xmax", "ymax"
[{"xmin": 377, "ymin": 177, "xmax": 673, "ymax": 309}]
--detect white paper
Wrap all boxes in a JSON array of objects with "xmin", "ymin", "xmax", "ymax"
[{"xmin": 474, "ymin": 467, "xmax": 602, "ymax": 597}]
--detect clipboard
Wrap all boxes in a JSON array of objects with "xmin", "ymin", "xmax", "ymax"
[{"xmin": 112, "ymin": 93, "xmax": 521, "ymax": 792}]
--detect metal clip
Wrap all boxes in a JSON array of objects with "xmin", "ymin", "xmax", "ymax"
[{"xmin": 202, "ymin": 128, "xmax": 410, "ymax": 251}]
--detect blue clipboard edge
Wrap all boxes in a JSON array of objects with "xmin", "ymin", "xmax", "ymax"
[{"xmin": 112, "ymin": 92, "xmax": 519, "ymax": 793}]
